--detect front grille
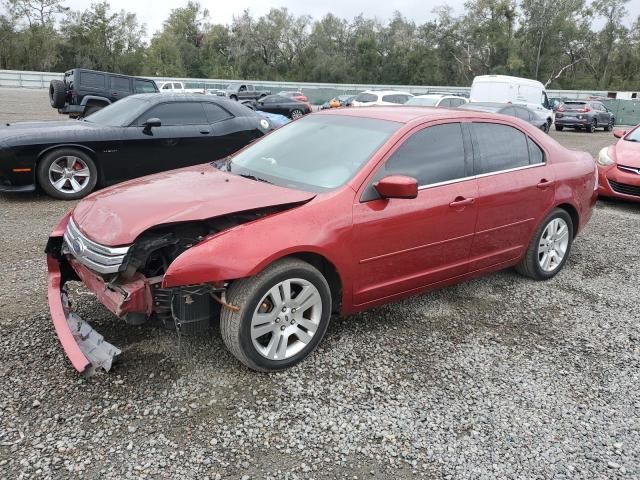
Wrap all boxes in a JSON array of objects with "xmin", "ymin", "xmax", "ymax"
[
  {"xmin": 608, "ymin": 179, "xmax": 640, "ymax": 197},
  {"xmin": 63, "ymin": 218, "xmax": 130, "ymax": 274},
  {"xmin": 618, "ymin": 165, "xmax": 640, "ymax": 175}
]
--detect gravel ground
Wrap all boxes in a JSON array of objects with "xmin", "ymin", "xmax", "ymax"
[{"xmin": 1, "ymin": 87, "xmax": 639, "ymax": 479}]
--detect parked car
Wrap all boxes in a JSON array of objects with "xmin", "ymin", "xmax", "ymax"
[
  {"xmin": 595, "ymin": 126, "xmax": 640, "ymax": 202},
  {"xmin": 459, "ymin": 102, "xmax": 550, "ymax": 132},
  {"xmin": 158, "ymin": 81, "xmax": 205, "ymax": 94},
  {"xmin": 255, "ymin": 94, "xmax": 312, "ymax": 119},
  {"xmin": 554, "ymin": 100, "xmax": 615, "ymax": 132},
  {"xmin": 49, "ymin": 68, "xmax": 158, "ymax": 118},
  {"xmin": 225, "ymin": 83, "xmax": 271, "ymax": 102},
  {"xmin": 1, "ymin": 94, "xmax": 272, "ymax": 199},
  {"xmin": 257, "ymin": 111, "xmax": 291, "ymax": 128},
  {"xmin": 46, "ymin": 106, "xmax": 596, "ymax": 374},
  {"xmin": 470, "ymin": 75, "xmax": 553, "ymax": 127},
  {"xmin": 350, "ymin": 90, "xmax": 413, "ymax": 107},
  {"xmin": 320, "ymin": 95, "xmax": 355, "ymax": 110},
  {"xmin": 279, "ymin": 91, "xmax": 308, "ymax": 102},
  {"xmin": 405, "ymin": 94, "xmax": 468, "ymax": 108}
]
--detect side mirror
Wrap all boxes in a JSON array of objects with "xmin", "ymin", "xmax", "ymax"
[
  {"xmin": 143, "ymin": 118, "xmax": 161, "ymax": 133},
  {"xmin": 613, "ymin": 129, "xmax": 626, "ymax": 139},
  {"xmin": 374, "ymin": 175, "xmax": 418, "ymax": 199}
]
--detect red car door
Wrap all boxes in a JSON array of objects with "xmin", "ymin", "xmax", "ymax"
[
  {"xmin": 468, "ymin": 122, "xmax": 555, "ymax": 271},
  {"xmin": 352, "ymin": 121, "xmax": 479, "ymax": 307}
]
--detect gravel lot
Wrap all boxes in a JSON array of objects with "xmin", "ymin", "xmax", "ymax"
[{"xmin": 1, "ymin": 87, "xmax": 639, "ymax": 479}]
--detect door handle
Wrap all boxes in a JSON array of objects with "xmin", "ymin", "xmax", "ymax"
[
  {"xmin": 449, "ymin": 196, "xmax": 475, "ymax": 208},
  {"xmin": 200, "ymin": 129, "xmax": 211, "ymax": 135},
  {"xmin": 537, "ymin": 179, "xmax": 554, "ymax": 189}
]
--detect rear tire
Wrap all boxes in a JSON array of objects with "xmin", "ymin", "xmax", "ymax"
[
  {"xmin": 586, "ymin": 119, "xmax": 596, "ymax": 133},
  {"xmin": 554, "ymin": 125, "xmax": 563, "ymax": 131},
  {"xmin": 49, "ymin": 80, "xmax": 66, "ymax": 108},
  {"xmin": 220, "ymin": 258, "xmax": 331, "ymax": 372},
  {"xmin": 516, "ymin": 208, "xmax": 573, "ymax": 281},
  {"xmin": 37, "ymin": 148, "xmax": 97, "ymax": 200},
  {"xmin": 290, "ymin": 109, "xmax": 304, "ymax": 119},
  {"xmin": 604, "ymin": 117, "xmax": 614, "ymax": 131}
]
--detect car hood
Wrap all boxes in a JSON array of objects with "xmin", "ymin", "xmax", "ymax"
[
  {"xmin": 71, "ymin": 165, "xmax": 316, "ymax": 246},
  {"xmin": 613, "ymin": 139, "xmax": 640, "ymax": 168}
]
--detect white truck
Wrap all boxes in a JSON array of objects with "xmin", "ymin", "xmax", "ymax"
[
  {"xmin": 470, "ymin": 75, "xmax": 553, "ymax": 126},
  {"xmin": 157, "ymin": 81, "xmax": 205, "ymax": 94}
]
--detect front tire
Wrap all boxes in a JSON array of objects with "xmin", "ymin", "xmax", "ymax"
[
  {"xmin": 516, "ymin": 208, "xmax": 573, "ymax": 280},
  {"xmin": 290, "ymin": 109, "xmax": 304, "ymax": 119},
  {"xmin": 555, "ymin": 125, "xmax": 564, "ymax": 131},
  {"xmin": 220, "ymin": 258, "xmax": 332, "ymax": 372},
  {"xmin": 37, "ymin": 148, "xmax": 97, "ymax": 200}
]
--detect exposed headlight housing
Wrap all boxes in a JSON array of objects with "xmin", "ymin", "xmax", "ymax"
[{"xmin": 597, "ymin": 147, "xmax": 614, "ymax": 166}]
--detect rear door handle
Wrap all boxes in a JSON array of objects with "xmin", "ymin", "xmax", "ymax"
[
  {"xmin": 449, "ymin": 196, "xmax": 475, "ymax": 208},
  {"xmin": 537, "ymin": 179, "xmax": 554, "ymax": 189},
  {"xmin": 200, "ymin": 129, "xmax": 211, "ymax": 135}
]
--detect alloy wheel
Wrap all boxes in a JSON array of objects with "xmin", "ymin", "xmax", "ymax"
[
  {"xmin": 537, "ymin": 218, "xmax": 569, "ymax": 273},
  {"xmin": 48, "ymin": 156, "xmax": 91, "ymax": 194},
  {"xmin": 250, "ymin": 278, "xmax": 322, "ymax": 360},
  {"xmin": 291, "ymin": 109, "xmax": 303, "ymax": 119}
]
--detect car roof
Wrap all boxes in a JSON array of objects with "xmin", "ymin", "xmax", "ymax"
[
  {"xmin": 316, "ymin": 105, "xmax": 505, "ymax": 123},
  {"xmin": 128, "ymin": 93, "xmax": 258, "ymax": 115},
  {"xmin": 361, "ymin": 90, "xmax": 413, "ymax": 96}
]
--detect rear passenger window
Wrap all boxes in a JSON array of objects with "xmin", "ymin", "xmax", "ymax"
[
  {"xmin": 141, "ymin": 102, "xmax": 207, "ymax": 125},
  {"xmin": 381, "ymin": 123, "xmax": 467, "ymax": 186},
  {"xmin": 472, "ymin": 123, "xmax": 530, "ymax": 174},
  {"xmin": 80, "ymin": 72, "xmax": 105, "ymax": 88},
  {"xmin": 438, "ymin": 98, "xmax": 451, "ymax": 108},
  {"xmin": 514, "ymin": 108, "xmax": 531, "ymax": 121},
  {"xmin": 203, "ymin": 103, "xmax": 232, "ymax": 123},
  {"xmin": 450, "ymin": 98, "xmax": 465, "ymax": 107},
  {"xmin": 162, "ymin": 83, "xmax": 171, "ymax": 90},
  {"xmin": 527, "ymin": 137, "xmax": 544, "ymax": 164},
  {"xmin": 111, "ymin": 76, "xmax": 131, "ymax": 92}
]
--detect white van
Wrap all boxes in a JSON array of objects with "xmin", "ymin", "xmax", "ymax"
[{"xmin": 470, "ymin": 75, "xmax": 553, "ymax": 126}]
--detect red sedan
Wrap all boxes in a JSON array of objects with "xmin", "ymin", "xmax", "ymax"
[
  {"xmin": 596, "ymin": 126, "xmax": 640, "ymax": 202},
  {"xmin": 46, "ymin": 107, "xmax": 597, "ymax": 374}
]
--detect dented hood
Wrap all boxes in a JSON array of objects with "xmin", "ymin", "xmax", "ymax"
[{"xmin": 72, "ymin": 165, "xmax": 315, "ymax": 246}]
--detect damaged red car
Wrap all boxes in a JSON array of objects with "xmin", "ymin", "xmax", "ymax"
[{"xmin": 46, "ymin": 107, "xmax": 598, "ymax": 374}]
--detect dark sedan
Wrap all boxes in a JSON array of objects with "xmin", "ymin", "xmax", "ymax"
[
  {"xmin": 0, "ymin": 94, "xmax": 272, "ymax": 199},
  {"xmin": 458, "ymin": 102, "xmax": 549, "ymax": 132},
  {"xmin": 255, "ymin": 95, "xmax": 312, "ymax": 120},
  {"xmin": 554, "ymin": 100, "xmax": 615, "ymax": 132}
]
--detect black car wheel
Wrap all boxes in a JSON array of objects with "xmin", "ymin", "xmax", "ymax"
[
  {"xmin": 37, "ymin": 148, "xmax": 97, "ymax": 200},
  {"xmin": 290, "ymin": 109, "xmax": 304, "ymax": 120},
  {"xmin": 586, "ymin": 118, "xmax": 597, "ymax": 133},
  {"xmin": 604, "ymin": 117, "xmax": 615, "ymax": 132},
  {"xmin": 555, "ymin": 125, "xmax": 564, "ymax": 131},
  {"xmin": 230, "ymin": 95, "xmax": 238, "ymax": 101},
  {"xmin": 49, "ymin": 80, "xmax": 66, "ymax": 108},
  {"xmin": 220, "ymin": 258, "xmax": 332, "ymax": 372},
  {"xmin": 541, "ymin": 122, "xmax": 549, "ymax": 133}
]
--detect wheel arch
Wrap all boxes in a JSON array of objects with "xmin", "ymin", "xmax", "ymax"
[
  {"xmin": 555, "ymin": 202, "xmax": 579, "ymax": 239},
  {"xmin": 284, "ymin": 252, "xmax": 343, "ymax": 313}
]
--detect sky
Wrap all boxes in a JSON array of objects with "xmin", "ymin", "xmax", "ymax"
[{"xmin": 63, "ymin": 0, "xmax": 640, "ymax": 38}]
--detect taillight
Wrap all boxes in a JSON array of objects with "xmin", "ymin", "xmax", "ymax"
[
  {"xmin": 557, "ymin": 105, "xmax": 565, "ymax": 112},
  {"xmin": 583, "ymin": 105, "xmax": 591, "ymax": 112}
]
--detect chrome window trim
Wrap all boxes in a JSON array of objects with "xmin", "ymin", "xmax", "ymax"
[{"xmin": 417, "ymin": 162, "xmax": 546, "ymax": 191}]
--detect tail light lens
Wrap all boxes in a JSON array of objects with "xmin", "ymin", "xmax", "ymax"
[{"xmin": 583, "ymin": 105, "xmax": 591, "ymax": 112}]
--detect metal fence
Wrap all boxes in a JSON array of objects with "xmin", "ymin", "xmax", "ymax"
[{"xmin": 1, "ymin": 69, "xmax": 638, "ymax": 124}]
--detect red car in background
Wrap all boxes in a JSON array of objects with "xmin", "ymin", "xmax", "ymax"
[
  {"xmin": 279, "ymin": 90, "xmax": 308, "ymax": 102},
  {"xmin": 596, "ymin": 126, "xmax": 640, "ymax": 202},
  {"xmin": 46, "ymin": 107, "xmax": 597, "ymax": 374}
]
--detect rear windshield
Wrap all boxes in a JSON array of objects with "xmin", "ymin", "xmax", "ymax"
[
  {"xmin": 564, "ymin": 101, "xmax": 587, "ymax": 109},
  {"xmin": 354, "ymin": 93, "xmax": 377, "ymax": 103},
  {"xmin": 406, "ymin": 97, "xmax": 439, "ymax": 106}
]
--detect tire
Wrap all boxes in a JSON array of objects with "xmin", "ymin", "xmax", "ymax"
[
  {"xmin": 290, "ymin": 109, "xmax": 304, "ymax": 120},
  {"xmin": 586, "ymin": 118, "xmax": 596, "ymax": 133},
  {"xmin": 49, "ymin": 80, "xmax": 66, "ymax": 108},
  {"xmin": 230, "ymin": 95, "xmax": 238, "ymax": 101},
  {"xmin": 604, "ymin": 117, "xmax": 615, "ymax": 132},
  {"xmin": 37, "ymin": 148, "xmax": 98, "ymax": 200},
  {"xmin": 541, "ymin": 122, "xmax": 549, "ymax": 133},
  {"xmin": 555, "ymin": 125, "xmax": 563, "ymax": 131},
  {"xmin": 516, "ymin": 208, "xmax": 573, "ymax": 281},
  {"xmin": 220, "ymin": 258, "xmax": 332, "ymax": 372}
]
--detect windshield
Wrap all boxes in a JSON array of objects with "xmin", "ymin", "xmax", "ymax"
[
  {"xmin": 354, "ymin": 93, "xmax": 377, "ymax": 103},
  {"xmin": 564, "ymin": 101, "xmax": 587, "ymax": 110},
  {"xmin": 625, "ymin": 126, "xmax": 640, "ymax": 142},
  {"xmin": 406, "ymin": 97, "xmax": 439, "ymax": 106},
  {"xmin": 229, "ymin": 115, "xmax": 399, "ymax": 192},
  {"xmin": 84, "ymin": 97, "xmax": 150, "ymax": 127}
]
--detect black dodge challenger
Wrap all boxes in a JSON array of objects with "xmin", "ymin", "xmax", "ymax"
[{"xmin": 0, "ymin": 94, "xmax": 273, "ymax": 199}]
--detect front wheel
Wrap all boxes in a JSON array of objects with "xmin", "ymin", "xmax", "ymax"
[
  {"xmin": 37, "ymin": 148, "xmax": 97, "ymax": 199},
  {"xmin": 555, "ymin": 125, "xmax": 564, "ymax": 131},
  {"xmin": 290, "ymin": 109, "xmax": 304, "ymax": 119},
  {"xmin": 220, "ymin": 259, "xmax": 332, "ymax": 371},
  {"xmin": 516, "ymin": 208, "xmax": 573, "ymax": 280}
]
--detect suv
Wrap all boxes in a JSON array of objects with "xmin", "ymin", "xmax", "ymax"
[
  {"xmin": 49, "ymin": 69, "xmax": 159, "ymax": 118},
  {"xmin": 554, "ymin": 100, "xmax": 616, "ymax": 132},
  {"xmin": 350, "ymin": 90, "xmax": 414, "ymax": 106},
  {"xmin": 224, "ymin": 84, "xmax": 271, "ymax": 102},
  {"xmin": 405, "ymin": 94, "xmax": 468, "ymax": 108}
]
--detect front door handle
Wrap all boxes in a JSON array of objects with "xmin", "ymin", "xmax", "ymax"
[
  {"xmin": 200, "ymin": 129, "xmax": 211, "ymax": 135},
  {"xmin": 537, "ymin": 179, "xmax": 554, "ymax": 189},
  {"xmin": 449, "ymin": 196, "xmax": 475, "ymax": 208}
]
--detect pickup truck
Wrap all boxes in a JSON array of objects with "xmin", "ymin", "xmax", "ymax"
[
  {"xmin": 224, "ymin": 83, "xmax": 271, "ymax": 101},
  {"xmin": 158, "ymin": 81, "xmax": 205, "ymax": 94}
]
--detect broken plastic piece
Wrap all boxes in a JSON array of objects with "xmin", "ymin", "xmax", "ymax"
[{"xmin": 66, "ymin": 312, "xmax": 121, "ymax": 376}]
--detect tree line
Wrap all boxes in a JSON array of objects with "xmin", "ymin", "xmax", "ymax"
[{"xmin": 1, "ymin": 0, "xmax": 639, "ymax": 90}]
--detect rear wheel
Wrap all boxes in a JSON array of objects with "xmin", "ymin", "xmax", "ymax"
[
  {"xmin": 49, "ymin": 80, "xmax": 66, "ymax": 108},
  {"xmin": 604, "ymin": 117, "xmax": 615, "ymax": 131},
  {"xmin": 555, "ymin": 125, "xmax": 564, "ymax": 131},
  {"xmin": 516, "ymin": 208, "xmax": 573, "ymax": 280},
  {"xmin": 220, "ymin": 258, "xmax": 331, "ymax": 371},
  {"xmin": 541, "ymin": 122, "xmax": 549, "ymax": 133},
  {"xmin": 586, "ymin": 118, "xmax": 597, "ymax": 133},
  {"xmin": 290, "ymin": 109, "xmax": 304, "ymax": 119},
  {"xmin": 37, "ymin": 148, "xmax": 97, "ymax": 200}
]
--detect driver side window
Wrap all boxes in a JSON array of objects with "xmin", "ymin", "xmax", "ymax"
[{"xmin": 136, "ymin": 102, "xmax": 207, "ymax": 126}]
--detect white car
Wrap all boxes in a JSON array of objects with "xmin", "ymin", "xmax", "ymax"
[
  {"xmin": 405, "ymin": 94, "xmax": 468, "ymax": 108},
  {"xmin": 158, "ymin": 81, "xmax": 205, "ymax": 94},
  {"xmin": 350, "ymin": 90, "xmax": 414, "ymax": 107}
]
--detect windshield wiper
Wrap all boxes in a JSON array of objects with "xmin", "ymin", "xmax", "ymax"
[{"xmin": 238, "ymin": 173, "xmax": 271, "ymax": 184}]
